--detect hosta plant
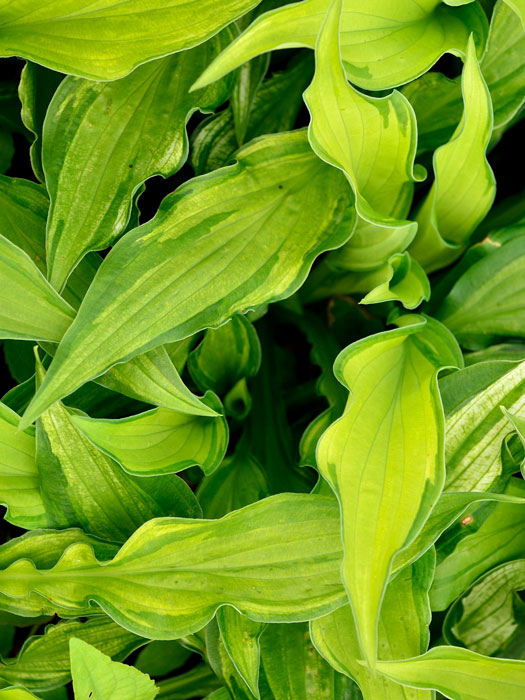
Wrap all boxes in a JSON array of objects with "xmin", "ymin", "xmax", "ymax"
[{"xmin": 0, "ymin": 0, "xmax": 524, "ymax": 698}]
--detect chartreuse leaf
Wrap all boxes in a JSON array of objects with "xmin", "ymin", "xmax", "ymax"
[
  {"xmin": 0, "ymin": 0, "xmax": 262, "ymax": 80},
  {"xmin": 311, "ymin": 552, "xmax": 435, "ymax": 699},
  {"xmin": 0, "ymin": 233, "xmax": 74, "ymax": 342},
  {"xmin": 0, "ymin": 690, "xmax": 42, "ymax": 699},
  {"xmin": 0, "ymin": 494, "xmax": 345, "ymax": 639},
  {"xmin": 193, "ymin": 0, "xmax": 487, "ymax": 92},
  {"xmin": 70, "ymin": 392, "xmax": 228, "ymax": 477},
  {"xmin": 258, "ymin": 622, "xmax": 357, "ymax": 700},
  {"xmin": 43, "ymin": 33, "xmax": 232, "ymax": 292},
  {"xmin": 440, "ymin": 359, "xmax": 525, "ymax": 490},
  {"xmin": 304, "ymin": 0, "xmax": 421, "ymax": 291},
  {"xmin": 409, "ymin": 37, "xmax": 496, "ymax": 272},
  {"xmin": 431, "ymin": 479, "xmax": 525, "ymax": 610},
  {"xmin": 0, "ymin": 618, "xmax": 143, "ymax": 691},
  {"xmin": 504, "ymin": 0, "xmax": 525, "ymax": 26},
  {"xmin": 20, "ymin": 130, "xmax": 354, "ymax": 428},
  {"xmin": 437, "ymin": 232, "xmax": 525, "ymax": 348},
  {"xmin": 35, "ymin": 355, "xmax": 200, "ymax": 541},
  {"xmin": 444, "ymin": 559, "xmax": 525, "ymax": 657},
  {"xmin": 70, "ymin": 639, "xmax": 157, "ymax": 700},
  {"xmin": 316, "ymin": 315, "xmax": 462, "ymax": 666},
  {"xmin": 375, "ymin": 646, "xmax": 525, "ymax": 700},
  {"xmin": 0, "ymin": 401, "xmax": 47, "ymax": 529},
  {"xmin": 206, "ymin": 618, "xmax": 255, "ymax": 700},
  {"xmin": 360, "ymin": 253, "xmax": 430, "ymax": 310},
  {"xmin": 217, "ymin": 608, "xmax": 264, "ymax": 698}
]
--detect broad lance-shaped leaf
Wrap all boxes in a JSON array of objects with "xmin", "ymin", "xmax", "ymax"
[
  {"xmin": 43, "ymin": 33, "xmax": 233, "ymax": 292},
  {"xmin": 0, "ymin": 494, "xmax": 346, "ymax": 639},
  {"xmin": 0, "ymin": 401, "xmax": 46, "ymax": 529},
  {"xmin": 409, "ymin": 37, "xmax": 496, "ymax": 272},
  {"xmin": 70, "ymin": 639, "xmax": 157, "ymax": 700},
  {"xmin": 0, "ymin": 618, "xmax": 143, "ymax": 691},
  {"xmin": 311, "ymin": 551, "xmax": 435, "ymax": 699},
  {"xmin": 35, "ymin": 355, "xmax": 201, "ymax": 541},
  {"xmin": 375, "ymin": 646, "xmax": 525, "ymax": 700},
  {"xmin": 444, "ymin": 559, "xmax": 525, "ymax": 658},
  {"xmin": 304, "ymin": 0, "xmax": 421, "ymax": 259},
  {"xmin": 316, "ymin": 315, "xmax": 462, "ymax": 666},
  {"xmin": 0, "ymin": 0, "xmax": 262, "ymax": 80},
  {"xmin": 193, "ymin": 0, "xmax": 487, "ymax": 92},
  {"xmin": 20, "ymin": 130, "xmax": 354, "ymax": 428},
  {"xmin": 0, "ymin": 233, "xmax": 74, "ymax": 342},
  {"xmin": 71, "ymin": 393, "xmax": 228, "ymax": 477}
]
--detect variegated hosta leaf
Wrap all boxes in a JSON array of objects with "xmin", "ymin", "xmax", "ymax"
[
  {"xmin": 0, "ymin": 402, "xmax": 46, "ymax": 529},
  {"xmin": 304, "ymin": 0, "xmax": 421, "ymax": 251},
  {"xmin": 20, "ymin": 130, "xmax": 354, "ymax": 429},
  {"xmin": 0, "ymin": 494, "xmax": 346, "ymax": 639},
  {"xmin": 409, "ymin": 37, "xmax": 496, "ymax": 272},
  {"xmin": 0, "ymin": 618, "xmax": 143, "ymax": 691},
  {"xmin": 311, "ymin": 551, "xmax": 435, "ymax": 700},
  {"xmin": 440, "ymin": 359, "xmax": 525, "ymax": 491},
  {"xmin": 217, "ymin": 608, "xmax": 265, "ymax": 698},
  {"xmin": 376, "ymin": 646, "xmax": 525, "ymax": 700},
  {"xmin": 431, "ymin": 478, "xmax": 525, "ymax": 610},
  {"xmin": 437, "ymin": 231, "xmax": 525, "ymax": 348},
  {"xmin": 193, "ymin": 0, "xmax": 487, "ymax": 92},
  {"xmin": 444, "ymin": 559, "xmax": 525, "ymax": 657},
  {"xmin": 70, "ymin": 639, "xmax": 157, "ymax": 700},
  {"xmin": 43, "ymin": 33, "xmax": 233, "ymax": 291},
  {"xmin": 0, "ymin": 0, "xmax": 262, "ymax": 80},
  {"xmin": 316, "ymin": 314, "xmax": 462, "ymax": 665},
  {"xmin": 359, "ymin": 253, "xmax": 430, "ymax": 310},
  {"xmin": 71, "ymin": 393, "xmax": 228, "ymax": 476}
]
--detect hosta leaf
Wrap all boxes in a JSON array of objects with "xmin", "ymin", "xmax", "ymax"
[
  {"xmin": 36, "ymin": 357, "xmax": 201, "ymax": 540},
  {"xmin": 360, "ymin": 253, "xmax": 430, "ymax": 310},
  {"xmin": 440, "ymin": 359, "xmax": 525, "ymax": 490},
  {"xmin": 0, "ymin": 618, "xmax": 143, "ymax": 691},
  {"xmin": 316, "ymin": 314, "xmax": 462, "ymax": 664},
  {"xmin": 311, "ymin": 552, "xmax": 435, "ymax": 699},
  {"xmin": 0, "ymin": 401, "xmax": 46, "ymax": 529},
  {"xmin": 217, "ymin": 608, "xmax": 264, "ymax": 698},
  {"xmin": 43, "ymin": 34, "xmax": 232, "ymax": 291},
  {"xmin": 444, "ymin": 559, "xmax": 525, "ymax": 657},
  {"xmin": 21, "ymin": 130, "xmax": 354, "ymax": 428},
  {"xmin": 231, "ymin": 54, "xmax": 269, "ymax": 146},
  {"xmin": 437, "ymin": 232, "xmax": 525, "ymax": 348},
  {"xmin": 135, "ymin": 640, "xmax": 191, "ymax": 678},
  {"xmin": 193, "ymin": 0, "xmax": 487, "ymax": 92},
  {"xmin": 504, "ymin": 0, "xmax": 525, "ymax": 25},
  {"xmin": 0, "ymin": 494, "xmax": 345, "ymax": 639},
  {"xmin": 0, "ymin": 690, "xmax": 42, "ymax": 699},
  {"xmin": 188, "ymin": 315, "xmax": 260, "ymax": 396},
  {"xmin": 431, "ymin": 478, "xmax": 525, "ymax": 610},
  {"xmin": 70, "ymin": 639, "xmax": 157, "ymax": 700},
  {"xmin": 0, "ymin": 0, "xmax": 262, "ymax": 80},
  {"xmin": 375, "ymin": 646, "xmax": 525, "ymax": 700},
  {"xmin": 409, "ymin": 37, "xmax": 496, "ymax": 272},
  {"xmin": 0, "ymin": 233, "xmax": 74, "ymax": 343},
  {"xmin": 71, "ymin": 393, "xmax": 228, "ymax": 477},
  {"xmin": 206, "ymin": 618, "xmax": 255, "ymax": 700},
  {"xmin": 258, "ymin": 622, "xmax": 357, "ymax": 700},
  {"xmin": 304, "ymin": 0, "xmax": 420, "ymax": 254},
  {"xmin": 157, "ymin": 666, "xmax": 221, "ymax": 699}
]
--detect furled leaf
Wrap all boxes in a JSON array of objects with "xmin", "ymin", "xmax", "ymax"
[
  {"xmin": 43, "ymin": 33, "xmax": 232, "ymax": 291},
  {"xmin": 360, "ymin": 253, "xmax": 430, "ymax": 310},
  {"xmin": 431, "ymin": 478, "xmax": 525, "ymax": 610},
  {"xmin": 444, "ymin": 559, "xmax": 525, "ymax": 657},
  {"xmin": 21, "ymin": 130, "xmax": 354, "ymax": 428},
  {"xmin": 0, "ymin": 0, "xmax": 262, "ymax": 80},
  {"xmin": 375, "ymin": 646, "xmax": 525, "ymax": 700},
  {"xmin": 437, "ymin": 231, "xmax": 525, "ymax": 348},
  {"xmin": 71, "ymin": 393, "xmax": 228, "ymax": 477},
  {"xmin": 311, "ymin": 552, "xmax": 435, "ymax": 699},
  {"xmin": 0, "ymin": 233, "xmax": 75, "ymax": 342},
  {"xmin": 0, "ymin": 494, "xmax": 345, "ymax": 639},
  {"xmin": 217, "ymin": 608, "xmax": 264, "ymax": 698},
  {"xmin": 409, "ymin": 37, "xmax": 496, "ymax": 272},
  {"xmin": 232, "ymin": 55, "xmax": 269, "ymax": 146},
  {"xmin": 193, "ymin": 0, "xmax": 487, "ymax": 92},
  {"xmin": 0, "ymin": 618, "xmax": 143, "ymax": 691},
  {"xmin": 316, "ymin": 314, "xmax": 462, "ymax": 664},
  {"xmin": 206, "ymin": 617, "xmax": 255, "ymax": 700},
  {"xmin": 440, "ymin": 359, "xmax": 525, "ymax": 490},
  {"xmin": 69, "ymin": 638, "xmax": 157, "ymax": 700},
  {"xmin": 0, "ymin": 401, "xmax": 46, "ymax": 529}
]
